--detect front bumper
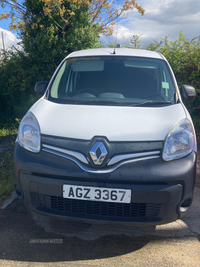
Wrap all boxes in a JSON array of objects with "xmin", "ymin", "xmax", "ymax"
[{"xmin": 14, "ymin": 143, "xmax": 197, "ymax": 225}]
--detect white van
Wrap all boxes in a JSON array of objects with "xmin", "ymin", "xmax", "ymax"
[{"xmin": 14, "ymin": 48, "xmax": 197, "ymax": 225}]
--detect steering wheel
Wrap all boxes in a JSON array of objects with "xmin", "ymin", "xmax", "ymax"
[{"xmin": 76, "ymin": 88, "xmax": 99, "ymax": 97}]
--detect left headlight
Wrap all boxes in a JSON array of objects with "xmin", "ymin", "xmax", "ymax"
[
  {"xmin": 18, "ymin": 111, "xmax": 41, "ymax": 153},
  {"xmin": 162, "ymin": 118, "xmax": 194, "ymax": 161}
]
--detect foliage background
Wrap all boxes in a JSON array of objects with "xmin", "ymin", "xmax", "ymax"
[{"xmin": 146, "ymin": 31, "xmax": 200, "ymax": 122}]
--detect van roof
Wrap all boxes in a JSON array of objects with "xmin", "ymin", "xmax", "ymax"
[{"xmin": 67, "ymin": 48, "xmax": 163, "ymax": 60}]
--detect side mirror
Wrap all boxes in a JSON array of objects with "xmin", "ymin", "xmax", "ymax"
[
  {"xmin": 180, "ymin": 85, "xmax": 196, "ymax": 101},
  {"xmin": 34, "ymin": 81, "xmax": 49, "ymax": 95}
]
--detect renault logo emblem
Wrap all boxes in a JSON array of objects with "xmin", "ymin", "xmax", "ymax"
[{"xmin": 89, "ymin": 142, "xmax": 108, "ymax": 165}]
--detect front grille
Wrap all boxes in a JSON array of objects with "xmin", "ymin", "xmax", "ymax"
[
  {"xmin": 38, "ymin": 193, "xmax": 161, "ymax": 221},
  {"xmin": 41, "ymin": 134, "xmax": 163, "ymax": 158}
]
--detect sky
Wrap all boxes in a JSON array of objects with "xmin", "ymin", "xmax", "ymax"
[
  {"xmin": 0, "ymin": 0, "xmax": 200, "ymax": 49},
  {"xmin": 104, "ymin": 0, "xmax": 200, "ymax": 47}
]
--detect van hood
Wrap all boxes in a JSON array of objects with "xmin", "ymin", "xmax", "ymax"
[{"xmin": 30, "ymin": 99, "xmax": 186, "ymax": 141}]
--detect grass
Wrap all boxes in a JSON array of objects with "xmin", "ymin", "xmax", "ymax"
[
  {"xmin": 0, "ymin": 149, "xmax": 15, "ymax": 201},
  {"xmin": 0, "ymin": 125, "xmax": 18, "ymax": 137},
  {"xmin": 0, "ymin": 125, "xmax": 17, "ymax": 204}
]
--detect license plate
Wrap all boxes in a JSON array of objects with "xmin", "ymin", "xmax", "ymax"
[{"xmin": 63, "ymin": 185, "xmax": 131, "ymax": 203}]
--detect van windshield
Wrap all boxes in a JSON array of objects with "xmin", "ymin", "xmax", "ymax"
[{"xmin": 48, "ymin": 56, "xmax": 176, "ymax": 106}]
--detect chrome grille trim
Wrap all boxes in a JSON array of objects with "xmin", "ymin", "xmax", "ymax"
[
  {"xmin": 42, "ymin": 147, "xmax": 160, "ymax": 174},
  {"xmin": 42, "ymin": 144, "xmax": 88, "ymax": 164},
  {"xmin": 108, "ymin": 151, "xmax": 160, "ymax": 165}
]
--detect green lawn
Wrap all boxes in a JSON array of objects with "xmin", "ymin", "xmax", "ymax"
[
  {"xmin": 0, "ymin": 126, "xmax": 18, "ymax": 137},
  {"xmin": 0, "ymin": 130, "xmax": 17, "ymax": 204}
]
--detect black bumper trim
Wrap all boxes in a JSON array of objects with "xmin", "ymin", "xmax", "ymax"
[
  {"xmin": 35, "ymin": 193, "xmax": 162, "ymax": 222},
  {"xmin": 20, "ymin": 171, "xmax": 183, "ymax": 224}
]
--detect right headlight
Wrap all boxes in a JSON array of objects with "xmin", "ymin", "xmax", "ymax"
[{"xmin": 162, "ymin": 119, "xmax": 195, "ymax": 161}]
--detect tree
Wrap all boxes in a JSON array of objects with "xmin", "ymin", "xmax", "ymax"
[
  {"xmin": 130, "ymin": 34, "xmax": 142, "ymax": 49},
  {"xmin": 0, "ymin": 0, "xmax": 145, "ymax": 36},
  {"xmin": 20, "ymin": 0, "xmax": 99, "ymax": 65},
  {"xmin": 146, "ymin": 31, "xmax": 200, "ymax": 90},
  {"xmin": 0, "ymin": 0, "xmax": 145, "ymax": 123},
  {"xmin": 0, "ymin": 0, "xmax": 99, "ymax": 122},
  {"xmin": 146, "ymin": 31, "xmax": 200, "ymax": 121}
]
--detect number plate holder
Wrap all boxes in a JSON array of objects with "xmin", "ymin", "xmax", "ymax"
[{"xmin": 63, "ymin": 185, "xmax": 131, "ymax": 203}]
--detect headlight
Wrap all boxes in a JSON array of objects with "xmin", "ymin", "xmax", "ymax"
[
  {"xmin": 162, "ymin": 119, "xmax": 194, "ymax": 161},
  {"xmin": 18, "ymin": 111, "xmax": 41, "ymax": 153}
]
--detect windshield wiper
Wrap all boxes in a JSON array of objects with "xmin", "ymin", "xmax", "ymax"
[
  {"xmin": 128, "ymin": 101, "xmax": 173, "ymax": 107},
  {"xmin": 58, "ymin": 99, "xmax": 173, "ymax": 106},
  {"xmin": 71, "ymin": 100, "xmax": 121, "ymax": 105}
]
